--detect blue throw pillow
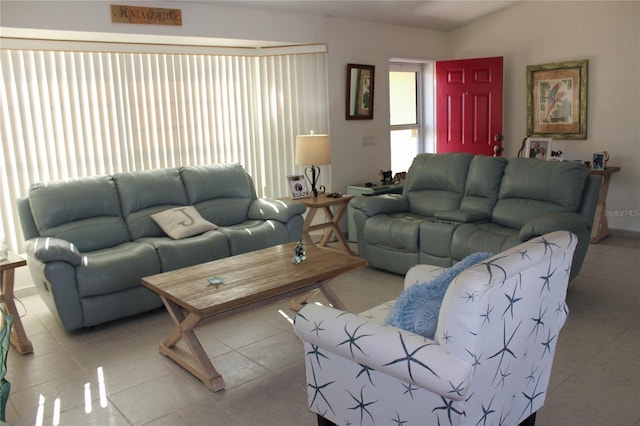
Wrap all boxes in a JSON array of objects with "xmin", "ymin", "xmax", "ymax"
[{"xmin": 385, "ymin": 252, "xmax": 493, "ymax": 339}]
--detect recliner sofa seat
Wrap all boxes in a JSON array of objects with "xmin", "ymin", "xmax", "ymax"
[
  {"xmin": 350, "ymin": 153, "xmax": 601, "ymax": 280},
  {"xmin": 17, "ymin": 163, "xmax": 306, "ymax": 331}
]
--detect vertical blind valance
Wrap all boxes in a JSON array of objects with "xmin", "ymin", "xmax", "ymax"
[{"xmin": 0, "ymin": 45, "xmax": 329, "ymax": 252}]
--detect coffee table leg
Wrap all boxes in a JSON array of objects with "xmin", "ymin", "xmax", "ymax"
[
  {"xmin": 319, "ymin": 282, "xmax": 347, "ymax": 311},
  {"xmin": 289, "ymin": 281, "xmax": 347, "ymax": 312},
  {"xmin": 159, "ymin": 298, "xmax": 225, "ymax": 392}
]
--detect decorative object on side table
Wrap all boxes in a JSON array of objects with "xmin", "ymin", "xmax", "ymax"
[
  {"xmin": 591, "ymin": 152, "xmax": 606, "ymax": 171},
  {"xmin": 379, "ymin": 169, "xmax": 393, "ymax": 184},
  {"xmin": 286, "ymin": 174, "xmax": 310, "ymax": 199},
  {"xmin": 526, "ymin": 59, "xmax": 588, "ymax": 139},
  {"xmin": 295, "ymin": 132, "xmax": 331, "ymax": 197},
  {"xmin": 292, "ymin": 241, "xmax": 307, "ymax": 264},
  {"xmin": 524, "ymin": 137, "xmax": 553, "ymax": 160}
]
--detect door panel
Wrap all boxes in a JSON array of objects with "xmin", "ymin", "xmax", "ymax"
[{"xmin": 436, "ymin": 57, "xmax": 503, "ymax": 155}]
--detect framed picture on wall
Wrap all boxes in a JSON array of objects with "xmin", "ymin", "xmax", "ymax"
[
  {"xmin": 525, "ymin": 137, "xmax": 553, "ymax": 160},
  {"xmin": 287, "ymin": 175, "xmax": 310, "ymax": 199},
  {"xmin": 526, "ymin": 60, "xmax": 588, "ymax": 139},
  {"xmin": 346, "ymin": 64, "xmax": 375, "ymax": 120}
]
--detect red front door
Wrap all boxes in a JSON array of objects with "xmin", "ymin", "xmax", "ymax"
[{"xmin": 435, "ymin": 57, "xmax": 503, "ymax": 156}]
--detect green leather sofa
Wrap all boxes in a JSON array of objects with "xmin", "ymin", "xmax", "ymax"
[
  {"xmin": 17, "ymin": 164, "xmax": 306, "ymax": 331},
  {"xmin": 350, "ymin": 153, "xmax": 601, "ymax": 280}
]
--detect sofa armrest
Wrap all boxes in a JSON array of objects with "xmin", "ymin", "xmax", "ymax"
[
  {"xmin": 24, "ymin": 237, "xmax": 82, "ymax": 266},
  {"xmin": 404, "ymin": 264, "xmax": 448, "ymax": 290},
  {"xmin": 519, "ymin": 212, "xmax": 591, "ymax": 242},
  {"xmin": 294, "ymin": 304, "xmax": 472, "ymax": 400},
  {"xmin": 434, "ymin": 209, "xmax": 489, "ymax": 223},
  {"xmin": 248, "ymin": 198, "xmax": 306, "ymax": 223},
  {"xmin": 349, "ymin": 194, "xmax": 410, "ymax": 217}
]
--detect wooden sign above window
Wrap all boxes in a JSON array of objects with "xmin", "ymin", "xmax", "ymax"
[{"xmin": 111, "ymin": 4, "xmax": 182, "ymax": 26}]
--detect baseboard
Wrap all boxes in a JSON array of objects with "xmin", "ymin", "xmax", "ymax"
[
  {"xmin": 15, "ymin": 285, "xmax": 38, "ymax": 299},
  {"xmin": 610, "ymin": 228, "xmax": 640, "ymax": 239}
]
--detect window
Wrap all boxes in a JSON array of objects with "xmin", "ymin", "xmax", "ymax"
[
  {"xmin": 389, "ymin": 60, "xmax": 434, "ymax": 174},
  {"xmin": 0, "ymin": 38, "xmax": 328, "ymax": 252}
]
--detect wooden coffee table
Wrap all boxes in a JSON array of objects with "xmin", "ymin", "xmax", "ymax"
[{"xmin": 141, "ymin": 243, "xmax": 367, "ymax": 391}]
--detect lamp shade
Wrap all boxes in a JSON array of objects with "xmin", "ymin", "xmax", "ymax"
[{"xmin": 295, "ymin": 134, "xmax": 331, "ymax": 166}]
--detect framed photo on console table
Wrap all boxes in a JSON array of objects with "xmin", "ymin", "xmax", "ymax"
[
  {"xmin": 287, "ymin": 175, "xmax": 310, "ymax": 199},
  {"xmin": 525, "ymin": 137, "xmax": 553, "ymax": 160},
  {"xmin": 527, "ymin": 60, "xmax": 588, "ymax": 139}
]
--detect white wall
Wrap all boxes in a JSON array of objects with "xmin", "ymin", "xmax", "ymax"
[
  {"xmin": 0, "ymin": 0, "xmax": 446, "ymax": 194},
  {"xmin": 447, "ymin": 1, "xmax": 640, "ymax": 232},
  {"xmin": 2, "ymin": 0, "xmax": 638, "ymax": 235}
]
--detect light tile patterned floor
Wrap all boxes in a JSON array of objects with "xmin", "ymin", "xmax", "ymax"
[{"xmin": 6, "ymin": 235, "xmax": 640, "ymax": 425}]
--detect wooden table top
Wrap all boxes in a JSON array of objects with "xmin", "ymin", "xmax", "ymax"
[
  {"xmin": 0, "ymin": 252, "xmax": 26, "ymax": 270},
  {"xmin": 281, "ymin": 193, "xmax": 354, "ymax": 208},
  {"xmin": 141, "ymin": 243, "xmax": 367, "ymax": 317}
]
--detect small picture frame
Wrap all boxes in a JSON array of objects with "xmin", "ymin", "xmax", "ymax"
[
  {"xmin": 287, "ymin": 175, "xmax": 310, "ymax": 199},
  {"xmin": 591, "ymin": 153, "xmax": 606, "ymax": 171},
  {"xmin": 525, "ymin": 137, "xmax": 553, "ymax": 160}
]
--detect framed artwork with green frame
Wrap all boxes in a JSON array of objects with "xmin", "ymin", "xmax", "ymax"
[{"xmin": 526, "ymin": 59, "xmax": 588, "ymax": 139}]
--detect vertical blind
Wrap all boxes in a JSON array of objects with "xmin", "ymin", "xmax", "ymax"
[{"xmin": 0, "ymin": 44, "xmax": 329, "ymax": 253}]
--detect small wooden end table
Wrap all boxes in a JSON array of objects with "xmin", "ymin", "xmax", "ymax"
[
  {"xmin": 141, "ymin": 243, "xmax": 367, "ymax": 391},
  {"xmin": 1, "ymin": 252, "xmax": 33, "ymax": 355},
  {"xmin": 589, "ymin": 166, "xmax": 620, "ymax": 243},
  {"xmin": 284, "ymin": 193, "xmax": 355, "ymax": 255}
]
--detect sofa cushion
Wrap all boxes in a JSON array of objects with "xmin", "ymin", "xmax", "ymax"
[
  {"xmin": 181, "ymin": 164, "xmax": 256, "ymax": 226},
  {"xmin": 138, "ymin": 231, "xmax": 230, "ymax": 271},
  {"xmin": 151, "ymin": 206, "xmax": 218, "ymax": 239},
  {"xmin": 115, "ymin": 168, "xmax": 189, "ymax": 240},
  {"xmin": 385, "ymin": 252, "xmax": 493, "ymax": 338},
  {"xmin": 76, "ymin": 242, "xmax": 161, "ymax": 297},
  {"xmin": 460, "ymin": 155, "xmax": 507, "ymax": 215},
  {"xmin": 403, "ymin": 153, "xmax": 473, "ymax": 216},
  {"xmin": 492, "ymin": 158, "xmax": 588, "ymax": 229},
  {"xmin": 28, "ymin": 177, "xmax": 130, "ymax": 252},
  {"xmin": 217, "ymin": 220, "xmax": 290, "ymax": 255},
  {"xmin": 451, "ymin": 223, "xmax": 520, "ymax": 261},
  {"xmin": 364, "ymin": 213, "xmax": 425, "ymax": 251}
]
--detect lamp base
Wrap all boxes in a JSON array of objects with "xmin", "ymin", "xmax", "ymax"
[{"xmin": 305, "ymin": 165, "xmax": 325, "ymax": 197}]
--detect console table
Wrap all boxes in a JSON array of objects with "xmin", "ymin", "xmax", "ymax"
[
  {"xmin": 0, "ymin": 252, "xmax": 33, "ymax": 354},
  {"xmin": 589, "ymin": 166, "xmax": 620, "ymax": 243}
]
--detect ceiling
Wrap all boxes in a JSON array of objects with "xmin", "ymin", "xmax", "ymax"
[{"xmin": 213, "ymin": 0, "xmax": 521, "ymax": 32}]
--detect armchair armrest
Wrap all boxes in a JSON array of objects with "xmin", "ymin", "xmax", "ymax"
[
  {"xmin": 294, "ymin": 304, "xmax": 472, "ymax": 400},
  {"xmin": 24, "ymin": 237, "xmax": 82, "ymax": 266},
  {"xmin": 349, "ymin": 194, "xmax": 410, "ymax": 217},
  {"xmin": 519, "ymin": 212, "xmax": 591, "ymax": 242},
  {"xmin": 248, "ymin": 198, "xmax": 306, "ymax": 223},
  {"xmin": 434, "ymin": 209, "xmax": 489, "ymax": 223}
]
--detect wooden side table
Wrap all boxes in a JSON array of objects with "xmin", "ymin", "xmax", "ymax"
[
  {"xmin": 589, "ymin": 166, "xmax": 620, "ymax": 243},
  {"xmin": 285, "ymin": 194, "xmax": 355, "ymax": 255},
  {"xmin": 0, "ymin": 252, "xmax": 33, "ymax": 354}
]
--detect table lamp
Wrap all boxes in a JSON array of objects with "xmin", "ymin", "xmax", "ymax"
[{"xmin": 295, "ymin": 132, "xmax": 331, "ymax": 197}]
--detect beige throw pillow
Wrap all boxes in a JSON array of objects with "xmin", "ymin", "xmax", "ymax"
[{"xmin": 151, "ymin": 206, "xmax": 217, "ymax": 240}]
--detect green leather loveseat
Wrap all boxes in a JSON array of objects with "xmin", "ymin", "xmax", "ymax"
[
  {"xmin": 17, "ymin": 164, "xmax": 306, "ymax": 331},
  {"xmin": 350, "ymin": 153, "xmax": 601, "ymax": 280}
]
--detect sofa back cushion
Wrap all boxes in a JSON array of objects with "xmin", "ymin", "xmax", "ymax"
[
  {"xmin": 492, "ymin": 158, "xmax": 589, "ymax": 229},
  {"xmin": 115, "ymin": 168, "xmax": 189, "ymax": 240},
  {"xmin": 459, "ymin": 155, "xmax": 507, "ymax": 215},
  {"xmin": 28, "ymin": 176, "xmax": 130, "ymax": 252},
  {"xmin": 180, "ymin": 164, "xmax": 256, "ymax": 226},
  {"xmin": 404, "ymin": 153, "xmax": 473, "ymax": 216}
]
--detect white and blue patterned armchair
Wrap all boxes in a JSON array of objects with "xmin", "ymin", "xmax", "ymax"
[{"xmin": 293, "ymin": 231, "xmax": 577, "ymax": 426}]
